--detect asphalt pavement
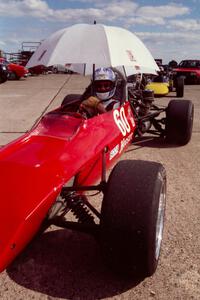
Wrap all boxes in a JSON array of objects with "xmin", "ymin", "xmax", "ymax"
[
  {"xmin": 0, "ymin": 74, "xmax": 199, "ymax": 300},
  {"xmin": 0, "ymin": 73, "xmax": 90, "ymax": 146}
]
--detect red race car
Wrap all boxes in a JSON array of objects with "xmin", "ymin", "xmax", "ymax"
[
  {"xmin": 173, "ymin": 59, "xmax": 200, "ymax": 84},
  {"xmin": 0, "ymin": 57, "xmax": 28, "ymax": 80},
  {"xmin": 0, "ymin": 71, "xmax": 194, "ymax": 279},
  {"xmin": 0, "ymin": 23, "xmax": 194, "ymax": 279}
]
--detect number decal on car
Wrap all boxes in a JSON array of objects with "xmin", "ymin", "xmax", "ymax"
[{"xmin": 113, "ymin": 107, "xmax": 131, "ymax": 136}]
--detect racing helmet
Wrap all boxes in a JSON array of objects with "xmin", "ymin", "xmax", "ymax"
[{"xmin": 94, "ymin": 67, "xmax": 116, "ymax": 100}]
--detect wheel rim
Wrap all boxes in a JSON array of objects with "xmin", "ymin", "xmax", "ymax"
[{"xmin": 155, "ymin": 182, "xmax": 166, "ymax": 260}]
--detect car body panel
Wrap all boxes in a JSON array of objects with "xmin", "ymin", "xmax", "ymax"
[
  {"xmin": 8, "ymin": 62, "xmax": 28, "ymax": 78},
  {"xmin": 146, "ymin": 82, "xmax": 169, "ymax": 96},
  {"xmin": 0, "ymin": 102, "xmax": 135, "ymax": 271},
  {"xmin": 173, "ymin": 60, "xmax": 200, "ymax": 84}
]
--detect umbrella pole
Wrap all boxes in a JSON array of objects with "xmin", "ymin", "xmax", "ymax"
[{"xmin": 91, "ymin": 64, "xmax": 95, "ymax": 95}]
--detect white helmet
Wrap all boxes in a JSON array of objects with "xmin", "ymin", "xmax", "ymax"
[{"xmin": 94, "ymin": 67, "xmax": 116, "ymax": 100}]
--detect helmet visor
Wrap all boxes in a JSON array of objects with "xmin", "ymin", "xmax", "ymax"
[{"xmin": 94, "ymin": 80, "xmax": 115, "ymax": 93}]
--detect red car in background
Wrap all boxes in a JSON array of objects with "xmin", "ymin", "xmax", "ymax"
[
  {"xmin": 173, "ymin": 59, "xmax": 200, "ymax": 84},
  {"xmin": 0, "ymin": 57, "xmax": 28, "ymax": 80}
]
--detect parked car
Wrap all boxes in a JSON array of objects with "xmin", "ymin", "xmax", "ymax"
[
  {"xmin": 0, "ymin": 58, "xmax": 28, "ymax": 80},
  {"xmin": 51, "ymin": 64, "xmax": 73, "ymax": 74},
  {"xmin": 173, "ymin": 59, "xmax": 200, "ymax": 84},
  {"xmin": 28, "ymin": 65, "xmax": 48, "ymax": 75}
]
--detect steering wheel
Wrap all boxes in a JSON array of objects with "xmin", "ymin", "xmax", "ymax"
[{"xmin": 78, "ymin": 105, "xmax": 93, "ymax": 119}]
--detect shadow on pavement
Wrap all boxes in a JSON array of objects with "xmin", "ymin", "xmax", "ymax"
[
  {"xmin": 7, "ymin": 229, "xmax": 143, "ymax": 299},
  {"xmin": 127, "ymin": 135, "xmax": 181, "ymax": 152}
]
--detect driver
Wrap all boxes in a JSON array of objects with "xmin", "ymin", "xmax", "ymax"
[{"xmin": 80, "ymin": 67, "xmax": 121, "ymax": 116}]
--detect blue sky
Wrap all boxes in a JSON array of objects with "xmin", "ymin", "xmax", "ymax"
[{"xmin": 0, "ymin": 0, "xmax": 200, "ymax": 64}]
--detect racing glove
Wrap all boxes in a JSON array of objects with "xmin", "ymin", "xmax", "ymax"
[{"xmin": 80, "ymin": 96, "xmax": 106, "ymax": 115}]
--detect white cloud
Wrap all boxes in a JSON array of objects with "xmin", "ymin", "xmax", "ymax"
[
  {"xmin": 0, "ymin": 40, "xmax": 6, "ymax": 47},
  {"xmin": 0, "ymin": 0, "xmax": 50, "ymax": 17},
  {"xmin": 0, "ymin": 0, "xmax": 199, "ymax": 63},
  {"xmin": 168, "ymin": 19, "xmax": 200, "ymax": 31},
  {"xmin": 136, "ymin": 3, "xmax": 190, "ymax": 18},
  {"xmin": 137, "ymin": 31, "xmax": 200, "ymax": 44},
  {"xmin": 0, "ymin": 1, "xmax": 190, "ymax": 24},
  {"xmin": 126, "ymin": 16, "xmax": 165, "ymax": 26},
  {"xmin": 136, "ymin": 31, "xmax": 200, "ymax": 62}
]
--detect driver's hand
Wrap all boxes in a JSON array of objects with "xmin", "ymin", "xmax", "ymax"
[{"xmin": 80, "ymin": 96, "xmax": 100, "ymax": 108}]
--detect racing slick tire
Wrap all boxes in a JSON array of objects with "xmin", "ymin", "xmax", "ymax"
[
  {"xmin": 100, "ymin": 160, "xmax": 166, "ymax": 279},
  {"xmin": 165, "ymin": 99, "xmax": 194, "ymax": 145},
  {"xmin": 176, "ymin": 77, "xmax": 184, "ymax": 97}
]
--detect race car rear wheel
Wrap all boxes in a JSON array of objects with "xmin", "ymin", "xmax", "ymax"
[
  {"xmin": 100, "ymin": 160, "xmax": 166, "ymax": 279},
  {"xmin": 176, "ymin": 76, "xmax": 184, "ymax": 97},
  {"xmin": 165, "ymin": 99, "xmax": 194, "ymax": 145}
]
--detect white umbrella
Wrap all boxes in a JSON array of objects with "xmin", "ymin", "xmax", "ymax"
[{"xmin": 26, "ymin": 23, "xmax": 159, "ymax": 75}]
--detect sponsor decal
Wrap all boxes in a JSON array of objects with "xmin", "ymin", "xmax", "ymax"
[
  {"xmin": 119, "ymin": 133, "xmax": 133, "ymax": 153},
  {"xmin": 126, "ymin": 50, "xmax": 136, "ymax": 62},
  {"xmin": 135, "ymin": 65, "xmax": 140, "ymax": 70},
  {"xmin": 109, "ymin": 144, "xmax": 119, "ymax": 160}
]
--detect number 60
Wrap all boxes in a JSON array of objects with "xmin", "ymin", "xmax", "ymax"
[{"xmin": 113, "ymin": 107, "xmax": 131, "ymax": 136}]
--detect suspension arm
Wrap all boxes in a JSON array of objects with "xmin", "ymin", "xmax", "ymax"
[{"xmin": 50, "ymin": 217, "xmax": 100, "ymax": 237}]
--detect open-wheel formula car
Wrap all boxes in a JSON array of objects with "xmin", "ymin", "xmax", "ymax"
[
  {"xmin": 0, "ymin": 24, "xmax": 194, "ymax": 280},
  {"xmin": 145, "ymin": 65, "xmax": 184, "ymax": 97},
  {"xmin": 0, "ymin": 70, "xmax": 194, "ymax": 279}
]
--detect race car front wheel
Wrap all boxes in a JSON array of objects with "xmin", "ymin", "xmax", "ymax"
[
  {"xmin": 165, "ymin": 99, "xmax": 194, "ymax": 145},
  {"xmin": 100, "ymin": 160, "xmax": 166, "ymax": 279},
  {"xmin": 176, "ymin": 77, "xmax": 184, "ymax": 97}
]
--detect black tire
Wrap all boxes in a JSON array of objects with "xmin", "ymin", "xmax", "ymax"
[
  {"xmin": 100, "ymin": 160, "xmax": 166, "ymax": 279},
  {"xmin": 176, "ymin": 77, "xmax": 184, "ymax": 97},
  {"xmin": 165, "ymin": 99, "xmax": 194, "ymax": 145},
  {"xmin": 0, "ymin": 66, "xmax": 8, "ymax": 83},
  {"xmin": 0, "ymin": 75, "xmax": 7, "ymax": 84},
  {"xmin": 53, "ymin": 67, "xmax": 59, "ymax": 74}
]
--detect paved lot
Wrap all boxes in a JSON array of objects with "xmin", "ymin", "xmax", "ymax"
[
  {"xmin": 0, "ymin": 74, "xmax": 90, "ymax": 146},
  {"xmin": 0, "ymin": 74, "xmax": 199, "ymax": 300}
]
